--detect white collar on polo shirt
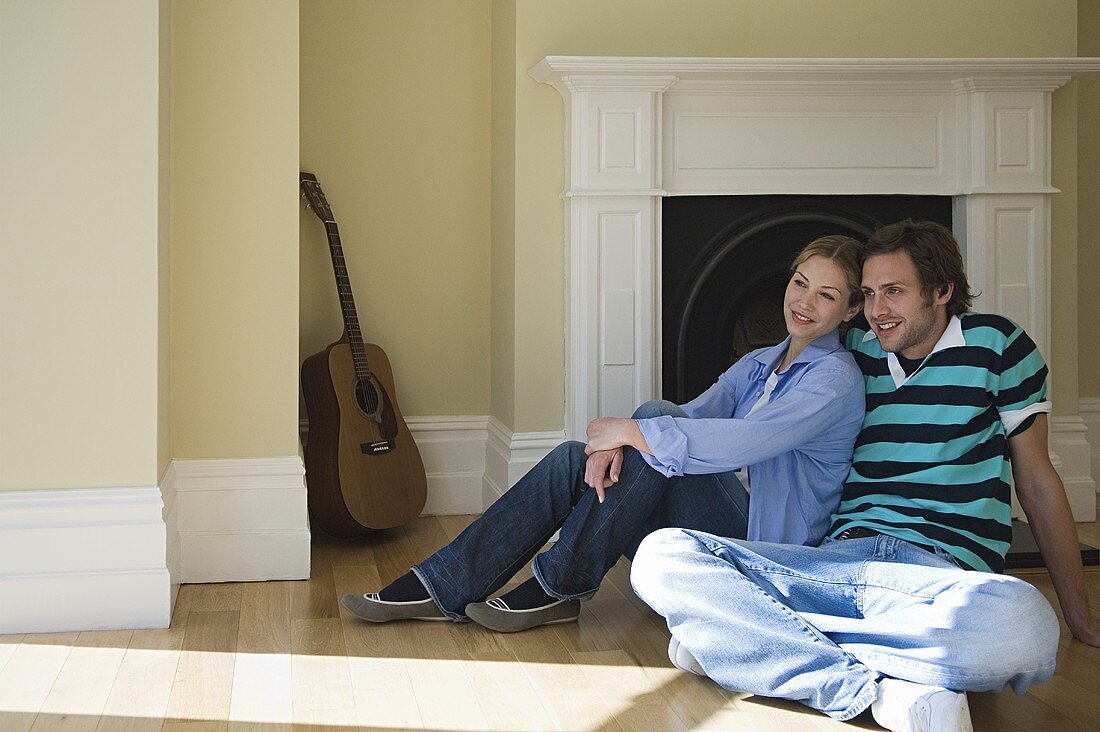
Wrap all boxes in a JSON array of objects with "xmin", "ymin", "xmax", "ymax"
[{"xmin": 863, "ymin": 315, "xmax": 965, "ymax": 389}]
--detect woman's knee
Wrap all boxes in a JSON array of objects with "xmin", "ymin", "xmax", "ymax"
[{"xmin": 631, "ymin": 400, "xmax": 688, "ymax": 420}]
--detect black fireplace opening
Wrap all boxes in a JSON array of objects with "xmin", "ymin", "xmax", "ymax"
[{"xmin": 661, "ymin": 194, "xmax": 952, "ymax": 404}]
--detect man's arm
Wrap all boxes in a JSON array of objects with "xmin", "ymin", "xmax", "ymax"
[{"xmin": 1010, "ymin": 414, "xmax": 1100, "ymax": 646}]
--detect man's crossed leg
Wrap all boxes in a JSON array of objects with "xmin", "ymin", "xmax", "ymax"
[{"xmin": 631, "ymin": 528, "xmax": 1059, "ymax": 728}]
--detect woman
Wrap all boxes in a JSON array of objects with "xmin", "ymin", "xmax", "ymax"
[{"xmin": 342, "ymin": 235, "xmax": 867, "ymax": 632}]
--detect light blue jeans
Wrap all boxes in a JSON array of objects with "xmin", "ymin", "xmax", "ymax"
[{"xmin": 630, "ymin": 528, "xmax": 1060, "ymax": 721}]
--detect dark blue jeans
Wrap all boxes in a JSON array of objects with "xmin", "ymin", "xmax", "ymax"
[{"xmin": 412, "ymin": 401, "xmax": 750, "ymax": 620}]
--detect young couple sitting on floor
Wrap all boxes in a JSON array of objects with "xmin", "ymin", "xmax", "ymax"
[{"xmin": 342, "ymin": 220, "xmax": 1100, "ymax": 732}]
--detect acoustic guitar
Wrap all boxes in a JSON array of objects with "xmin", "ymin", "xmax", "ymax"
[{"xmin": 299, "ymin": 172, "xmax": 427, "ymax": 535}]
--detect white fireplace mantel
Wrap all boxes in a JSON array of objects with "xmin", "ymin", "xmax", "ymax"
[{"xmin": 530, "ymin": 56, "xmax": 1100, "ymax": 518}]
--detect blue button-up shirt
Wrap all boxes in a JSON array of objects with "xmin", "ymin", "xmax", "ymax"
[{"xmin": 636, "ymin": 330, "xmax": 865, "ymax": 545}]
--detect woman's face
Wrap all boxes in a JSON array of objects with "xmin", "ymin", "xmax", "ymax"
[{"xmin": 783, "ymin": 254, "xmax": 860, "ymax": 343}]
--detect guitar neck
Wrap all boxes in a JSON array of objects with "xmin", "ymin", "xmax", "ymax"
[{"xmin": 324, "ymin": 221, "xmax": 372, "ymax": 378}]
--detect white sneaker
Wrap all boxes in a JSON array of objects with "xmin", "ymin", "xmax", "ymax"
[
  {"xmin": 870, "ymin": 678, "xmax": 973, "ymax": 732},
  {"xmin": 667, "ymin": 635, "xmax": 707, "ymax": 676}
]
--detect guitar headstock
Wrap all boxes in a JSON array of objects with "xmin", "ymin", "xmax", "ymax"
[{"xmin": 300, "ymin": 172, "xmax": 335, "ymax": 223}]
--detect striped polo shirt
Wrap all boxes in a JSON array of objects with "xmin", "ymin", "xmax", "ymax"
[{"xmin": 829, "ymin": 312, "xmax": 1051, "ymax": 573}]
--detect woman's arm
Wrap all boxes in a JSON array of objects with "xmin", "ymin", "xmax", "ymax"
[{"xmin": 630, "ymin": 363, "xmax": 864, "ymax": 477}]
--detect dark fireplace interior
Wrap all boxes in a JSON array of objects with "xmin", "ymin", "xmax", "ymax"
[{"xmin": 661, "ymin": 195, "xmax": 952, "ymax": 403}]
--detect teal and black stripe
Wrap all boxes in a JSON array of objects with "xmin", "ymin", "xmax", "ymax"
[{"xmin": 829, "ymin": 313, "xmax": 1048, "ymax": 573}]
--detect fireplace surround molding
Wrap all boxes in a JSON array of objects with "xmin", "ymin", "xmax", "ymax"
[{"xmin": 530, "ymin": 56, "xmax": 1100, "ymax": 518}]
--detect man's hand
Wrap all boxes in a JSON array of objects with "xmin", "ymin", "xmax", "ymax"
[
  {"xmin": 584, "ymin": 448, "xmax": 623, "ymax": 503},
  {"xmin": 585, "ymin": 417, "xmax": 649, "ymax": 454}
]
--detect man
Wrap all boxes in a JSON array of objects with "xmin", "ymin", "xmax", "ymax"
[{"xmin": 631, "ymin": 220, "xmax": 1100, "ymax": 732}]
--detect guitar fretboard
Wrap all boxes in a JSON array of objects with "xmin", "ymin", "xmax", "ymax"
[{"xmin": 325, "ymin": 221, "xmax": 371, "ymax": 380}]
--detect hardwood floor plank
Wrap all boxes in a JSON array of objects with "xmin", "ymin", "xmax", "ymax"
[
  {"xmin": 0, "ymin": 633, "xmax": 24, "ymax": 676},
  {"xmin": 100, "ymin": 638, "xmax": 183, "ymax": 732},
  {"xmin": 290, "ymin": 618, "xmax": 356, "ymax": 727},
  {"xmin": 345, "ymin": 656, "xmax": 423, "ymax": 730},
  {"xmin": 30, "ymin": 631, "xmax": 132, "ymax": 732},
  {"xmin": 570, "ymin": 649, "xmax": 688, "ymax": 731},
  {"xmin": 463, "ymin": 650, "xmax": 557, "ymax": 731},
  {"xmin": 189, "ymin": 584, "xmax": 243, "ymax": 613},
  {"xmin": 229, "ymin": 651, "xmax": 293, "ymax": 727},
  {"xmin": 238, "ymin": 582, "xmax": 292, "ymax": 654},
  {"xmin": 0, "ymin": 634, "xmax": 79, "ymax": 732},
  {"xmin": 501, "ymin": 627, "xmax": 625, "ymax": 731},
  {"xmin": 164, "ymin": 611, "xmax": 239, "ymax": 725},
  {"xmin": 1026, "ymin": 674, "xmax": 1100, "ymax": 730},
  {"xmin": 401, "ymin": 657, "xmax": 493, "ymax": 731}
]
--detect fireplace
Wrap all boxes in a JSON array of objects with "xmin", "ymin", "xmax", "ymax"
[
  {"xmin": 530, "ymin": 56, "xmax": 1098, "ymax": 519},
  {"xmin": 662, "ymin": 194, "xmax": 951, "ymax": 402}
]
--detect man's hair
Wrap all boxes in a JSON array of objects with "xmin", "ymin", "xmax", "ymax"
[
  {"xmin": 865, "ymin": 219, "xmax": 974, "ymax": 317},
  {"xmin": 791, "ymin": 234, "xmax": 865, "ymax": 308}
]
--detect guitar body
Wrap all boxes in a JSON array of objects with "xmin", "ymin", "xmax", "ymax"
[{"xmin": 302, "ymin": 338, "xmax": 427, "ymax": 535}]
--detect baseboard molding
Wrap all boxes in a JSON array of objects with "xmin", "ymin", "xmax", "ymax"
[
  {"xmin": 297, "ymin": 415, "xmax": 568, "ymax": 513},
  {"xmin": 170, "ymin": 456, "xmax": 310, "ymax": 583},
  {"xmin": 1050, "ymin": 414, "xmax": 1097, "ymax": 521},
  {"xmin": 406, "ymin": 416, "xmax": 490, "ymax": 514},
  {"xmin": 484, "ymin": 417, "xmax": 567, "ymax": 508},
  {"xmin": 0, "ymin": 486, "xmax": 171, "ymax": 634}
]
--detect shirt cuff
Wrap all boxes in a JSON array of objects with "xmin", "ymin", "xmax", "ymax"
[{"xmin": 636, "ymin": 416, "xmax": 686, "ymax": 477}]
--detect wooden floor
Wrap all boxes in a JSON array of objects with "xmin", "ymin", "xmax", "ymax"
[{"xmin": 2, "ymin": 513, "xmax": 1100, "ymax": 732}]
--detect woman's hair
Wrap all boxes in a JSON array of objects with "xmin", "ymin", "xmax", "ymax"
[
  {"xmin": 791, "ymin": 235, "xmax": 865, "ymax": 308},
  {"xmin": 864, "ymin": 219, "xmax": 974, "ymax": 317}
]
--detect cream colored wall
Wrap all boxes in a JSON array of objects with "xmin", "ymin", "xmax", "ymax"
[
  {"xmin": 158, "ymin": 0, "xmax": 172, "ymax": 478},
  {"xmin": 1052, "ymin": 84, "xmax": 1080, "ymax": 411},
  {"xmin": 491, "ymin": 0, "xmax": 517, "ymax": 429},
  {"xmin": 299, "ymin": 1, "xmax": 492, "ymax": 420},
  {"xmin": 510, "ymin": 0, "xmax": 1080, "ymax": 431},
  {"xmin": 170, "ymin": 0, "xmax": 301, "ymax": 459},
  {"xmin": 1080, "ymin": 1, "xmax": 1100, "ymax": 399},
  {"xmin": 0, "ymin": 0, "xmax": 162, "ymax": 490}
]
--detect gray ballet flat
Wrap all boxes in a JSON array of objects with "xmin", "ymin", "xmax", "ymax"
[
  {"xmin": 340, "ymin": 592, "xmax": 449, "ymax": 622},
  {"xmin": 464, "ymin": 596, "xmax": 581, "ymax": 632}
]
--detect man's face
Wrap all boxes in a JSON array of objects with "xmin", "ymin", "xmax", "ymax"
[{"xmin": 861, "ymin": 251, "xmax": 951, "ymax": 360}]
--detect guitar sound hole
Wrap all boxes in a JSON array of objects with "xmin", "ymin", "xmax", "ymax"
[{"xmin": 354, "ymin": 378, "xmax": 381, "ymax": 418}]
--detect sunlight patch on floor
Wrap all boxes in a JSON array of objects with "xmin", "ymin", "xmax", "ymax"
[{"xmin": 1, "ymin": 641, "xmax": 686, "ymax": 730}]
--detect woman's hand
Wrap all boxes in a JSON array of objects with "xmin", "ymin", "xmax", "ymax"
[
  {"xmin": 584, "ymin": 448, "xmax": 623, "ymax": 503},
  {"xmin": 585, "ymin": 417, "xmax": 649, "ymax": 454}
]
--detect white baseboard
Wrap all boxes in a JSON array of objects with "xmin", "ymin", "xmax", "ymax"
[
  {"xmin": 484, "ymin": 417, "xmax": 567, "ymax": 508},
  {"xmin": 0, "ymin": 487, "xmax": 171, "ymax": 634},
  {"xmin": 1050, "ymin": 414, "xmax": 1097, "ymax": 521},
  {"xmin": 407, "ymin": 416, "xmax": 490, "ymax": 514},
  {"xmin": 170, "ymin": 457, "xmax": 310, "ymax": 583}
]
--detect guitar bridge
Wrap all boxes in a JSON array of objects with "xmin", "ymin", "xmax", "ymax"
[{"xmin": 361, "ymin": 439, "xmax": 395, "ymax": 455}]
